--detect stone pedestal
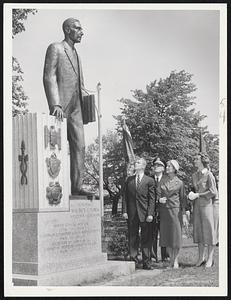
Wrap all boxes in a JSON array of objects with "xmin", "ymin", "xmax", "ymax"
[
  {"xmin": 12, "ymin": 113, "xmax": 135, "ymax": 286},
  {"xmin": 13, "ymin": 198, "xmax": 134, "ymax": 286}
]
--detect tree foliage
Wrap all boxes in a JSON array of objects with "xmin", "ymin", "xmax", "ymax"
[
  {"xmin": 12, "ymin": 57, "xmax": 29, "ymax": 116},
  {"xmin": 12, "ymin": 9, "xmax": 37, "ymax": 116},
  {"xmin": 204, "ymin": 133, "xmax": 219, "ymax": 177},
  {"xmin": 114, "ymin": 70, "xmax": 218, "ymax": 190},
  {"xmin": 84, "ymin": 130, "xmax": 125, "ymax": 214},
  {"xmin": 84, "ymin": 70, "xmax": 219, "ymax": 213},
  {"xmin": 12, "ymin": 9, "xmax": 37, "ymax": 38}
]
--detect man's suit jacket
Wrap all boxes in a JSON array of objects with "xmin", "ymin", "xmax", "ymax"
[
  {"xmin": 123, "ymin": 174, "xmax": 155, "ymax": 222},
  {"xmin": 43, "ymin": 40, "xmax": 85, "ymax": 112}
]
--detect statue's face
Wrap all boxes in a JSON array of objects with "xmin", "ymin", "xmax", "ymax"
[{"xmin": 68, "ymin": 21, "xmax": 83, "ymax": 43}]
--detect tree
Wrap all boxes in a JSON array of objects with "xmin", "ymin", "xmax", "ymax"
[
  {"xmin": 84, "ymin": 130, "xmax": 126, "ymax": 214},
  {"xmin": 12, "ymin": 9, "xmax": 37, "ymax": 38},
  {"xmin": 115, "ymin": 70, "xmax": 218, "ymax": 190},
  {"xmin": 84, "ymin": 70, "xmax": 219, "ymax": 214},
  {"xmin": 12, "ymin": 57, "xmax": 29, "ymax": 116},
  {"xmin": 12, "ymin": 9, "xmax": 37, "ymax": 116},
  {"xmin": 204, "ymin": 133, "xmax": 219, "ymax": 177}
]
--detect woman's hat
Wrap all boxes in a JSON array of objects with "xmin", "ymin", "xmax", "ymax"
[{"xmin": 169, "ymin": 159, "xmax": 179, "ymax": 171}]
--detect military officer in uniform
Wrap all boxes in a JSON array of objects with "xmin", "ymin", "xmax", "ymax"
[{"xmin": 150, "ymin": 157, "xmax": 169, "ymax": 262}]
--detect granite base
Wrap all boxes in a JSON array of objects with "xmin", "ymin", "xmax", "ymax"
[
  {"xmin": 13, "ymin": 198, "xmax": 135, "ymax": 286},
  {"xmin": 13, "ymin": 261, "xmax": 135, "ymax": 286}
]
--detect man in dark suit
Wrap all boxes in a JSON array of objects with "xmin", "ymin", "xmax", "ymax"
[
  {"xmin": 151, "ymin": 157, "xmax": 169, "ymax": 262},
  {"xmin": 43, "ymin": 18, "xmax": 88, "ymax": 195},
  {"xmin": 122, "ymin": 157, "xmax": 155, "ymax": 269}
]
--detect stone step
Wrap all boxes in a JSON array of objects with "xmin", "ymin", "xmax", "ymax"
[
  {"xmin": 13, "ymin": 261, "xmax": 135, "ymax": 286},
  {"xmin": 104, "ymin": 224, "xmax": 127, "ymax": 228}
]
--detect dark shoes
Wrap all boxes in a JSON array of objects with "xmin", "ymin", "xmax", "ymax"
[
  {"xmin": 129, "ymin": 256, "xmax": 154, "ymax": 270},
  {"xmin": 151, "ymin": 256, "xmax": 159, "ymax": 263},
  {"xmin": 129, "ymin": 257, "xmax": 140, "ymax": 268},
  {"xmin": 162, "ymin": 257, "xmax": 170, "ymax": 262},
  {"xmin": 195, "ymin": 260, "xmax": 206, "ymax": 267},
  {"xmin": 130, "ymin": 256, "xmax": 139, "ymax": 263},
  {"xmin": 71, "ymin": 189, "xmax": 95, "ymax": 197},
  {"xmin": 143, "ymin": 264, "xmax": 154, "ymax": 270},
  {"xmin": 151, "ymin": 253, "xmax": 159, "ymax": 263}
]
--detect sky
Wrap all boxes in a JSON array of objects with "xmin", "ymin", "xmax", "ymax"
[{"xmin": 12, "ymin": 8, "xmax": 220, "ymax": 146}]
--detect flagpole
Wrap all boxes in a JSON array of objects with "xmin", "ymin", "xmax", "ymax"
[{"xmin": 97, "ymin": 82, "xmax": 104, "ymax": 217}]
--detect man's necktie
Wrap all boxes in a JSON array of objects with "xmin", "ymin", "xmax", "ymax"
[{"xmin": 137, "ymin": 175, "xmax": 141, "ymax": 189}]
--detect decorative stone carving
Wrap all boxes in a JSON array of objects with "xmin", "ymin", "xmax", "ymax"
[
  {"xmin": 46, "ymin": 153, "xmax": 61, "ymax": 179},
  {"xmin": 44, "ymin": 125, "xmax": 61, "ymax": 150},
  {"xmin": 13, "ymin": 113, "xmax": 69, "ymax": 212},
  {"xmin": 18, "ymin": 140, "xmax": 28, "ymax": 185},
  {"xmin": 46, "ymin": 182, "xmax": 63, "ymax": 206}
]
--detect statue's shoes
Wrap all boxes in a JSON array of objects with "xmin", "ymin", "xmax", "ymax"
[{"xmin": 72, "ymin": 189, "xmax": 95, "ymax": 197}]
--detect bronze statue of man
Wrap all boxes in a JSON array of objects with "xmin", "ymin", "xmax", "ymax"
[{"xmin": 43, "ymin": 18, "xmax": 88, "ymax": 195}]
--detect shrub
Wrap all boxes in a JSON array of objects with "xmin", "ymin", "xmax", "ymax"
[{"xmin": 107, "ymin": 231, "xmax": 129, "ymax": 257}]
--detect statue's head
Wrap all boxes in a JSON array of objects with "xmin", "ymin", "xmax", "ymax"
[{"xmin": 62, "ymin": 18, "xmax": 83, "ymax": 43}]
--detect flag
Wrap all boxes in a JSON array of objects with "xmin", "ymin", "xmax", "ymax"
[
  {"xmin": 199, "ymin": 128, "xmax": 206, "ymax": 153},
  {"xmin": 122, "ymin": 118, "xmax": 135, "ymax": 163}
]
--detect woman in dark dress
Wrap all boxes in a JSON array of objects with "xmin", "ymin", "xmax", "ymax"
[{"xmin": 158, "ymin": 160, "xmax": 188, "ymax": 268}]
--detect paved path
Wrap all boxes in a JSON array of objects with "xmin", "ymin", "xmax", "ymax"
[{"xmin": 92, "ymin": 268, "xmax": 163, "ymax": 286}]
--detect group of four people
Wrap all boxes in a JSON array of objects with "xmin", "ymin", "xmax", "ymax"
[{"xmin": 122, "ymin": 153, "xmax": 218, "ymax": 270}]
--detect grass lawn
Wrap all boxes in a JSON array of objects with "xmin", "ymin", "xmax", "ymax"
[
  {"xmin": 94, "ymin": 244, "xmax": 219, "ymax": 287},
  {"xmin": 148, "ymin": 246, "xmax": 219, "ymax": 286}
]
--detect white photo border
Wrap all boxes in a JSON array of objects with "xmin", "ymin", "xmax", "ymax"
[{"xmin": 4, "ymin": 2, "xmax": 227, "ymax": 297}]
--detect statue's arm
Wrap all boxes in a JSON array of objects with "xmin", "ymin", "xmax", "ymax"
[
  {"xmin": 43, "ymin": 44, "xmax": 61, "ymax": 111},
  {"xmin": 78, "ymin": 56, "xmax": 88, "ymax": 97}
]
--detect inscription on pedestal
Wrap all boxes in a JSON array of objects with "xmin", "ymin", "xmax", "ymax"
[
  {"xmin": 42, "ymin": 205, "xmax": 99, "ymax": 254},
  {"xmin": 38, "ymin": 200, "xmax": 102, "ymax": 274}
]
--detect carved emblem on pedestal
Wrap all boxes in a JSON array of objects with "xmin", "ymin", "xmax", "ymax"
[
  {"xmin": 18, "ymin": 140, "xmax": 28, "ymax": 185},
  {"xmin": 46, "ymin": 182, "xmax": 63, "ymax": 205},
  {"xmin": 44, "ymin": 125, "xmax": 61, "ymax": 150},
  {"xmin": 46, "ymin": 153, "xmax": 61, "ymax": 179}
]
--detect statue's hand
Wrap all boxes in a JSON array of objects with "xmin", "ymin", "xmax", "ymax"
[
  {"xmin": 81, "ymin": 88, "xmax": 89, "ymax": 97},
  {"xmin": 52, "ymin": 105, "xmax": 64, "ymax": 122}
]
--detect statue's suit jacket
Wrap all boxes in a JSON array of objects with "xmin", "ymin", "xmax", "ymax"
[
  {"xmin": 123, "ymin": 174, "xmax": 155, "ymax": 223},
  {"xmin": 43, "ymin": 40, "xmax": 85, "ymax": 113},
  {"xmin": 43, "ymin": 40, "xmax": 86, "ymax": 193}
]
